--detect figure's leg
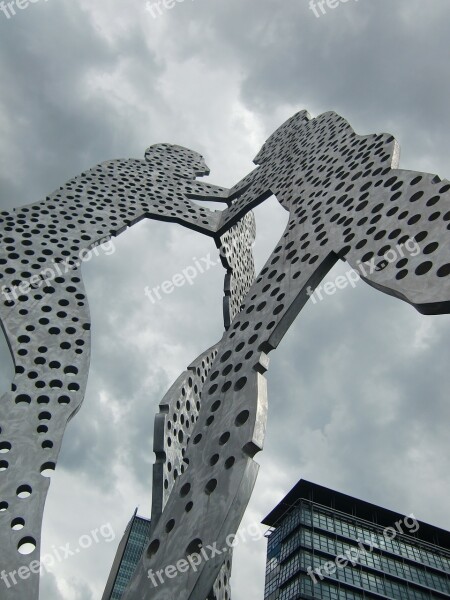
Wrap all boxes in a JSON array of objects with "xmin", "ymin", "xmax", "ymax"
[
  {"xmin": 0, "ymin": 271, "xmax": 91, "ymax": 600},
  {"xmin": 0, "ymin": 147, "xmax": 237, "ymax": 600},
  {"xmin": 151, "ymin": 343, "xmax": 233, "ymax": 600},
  {"xmin": 147, "ymin": 206, "xmax": 258, "ymax": 600},
  {"xmin": 122, "ymin": 163, "xmax": 450, "ymax": 598},
  {"xmin": 121, "ymin": 218, "xmax": 338, "ymax": 600}
]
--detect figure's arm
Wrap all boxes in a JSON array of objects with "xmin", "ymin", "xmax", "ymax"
[
  {"xmin": 343, "ymin": 167, "xmax": 450, "ymax": 315},
  {"xmin": 183, "ymin": 181, "xmax": 231, "ymax": 203},
  {"xmin": 217, "ymin": 167, "xmax": 274, "ymax": 236}
]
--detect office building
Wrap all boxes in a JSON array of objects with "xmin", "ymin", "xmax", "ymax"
[
  {"xmin": 102, "ymin": 510, "xmax": 151, "ymax": 600},
  {"xmin": 262, "ymin": 479, "xmax": 450, "ymax": 599}
]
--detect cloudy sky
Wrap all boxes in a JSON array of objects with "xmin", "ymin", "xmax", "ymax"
[{"xmin": 1, "ymin": 0, "xmax": 450, "ymax": 598}]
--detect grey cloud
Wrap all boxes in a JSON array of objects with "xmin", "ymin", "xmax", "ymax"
[{"xmin": 1, "ymin": 1, "xmax": 449, "ymax": 598}]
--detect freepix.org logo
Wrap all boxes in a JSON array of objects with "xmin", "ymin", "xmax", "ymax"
[
  {"xmin": 1, "ymin": 238, "xmax": 116, "ymax": 306},
  {"xmin": 145, "ymin": 0, "xmax": 194, "ymax": 20},
  {"xmin": 0, "ymin": 0, "xmax": 49, "ymax": 20},
  {"xmin": 307, "ymin": 514, "xmax": 419, "ymax": 584},
  {"xmin": 306, "ymin": 237, "xmax": 421, "ymax": 304},
  {"xmin": 309, "ymin": 0, "xmax": 359, "ymax": 19},
  {"xmin": 0, "ymin": 523, "xmax": 116, "ymax": 589},
  {"xmin": 147, "ymin": 522, "xmax": 264, "ymax": 588}
]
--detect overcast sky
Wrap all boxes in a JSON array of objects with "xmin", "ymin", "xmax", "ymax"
[{"xmin": 1, "ymin": 0, "xmax": 450, "ymax": 598}]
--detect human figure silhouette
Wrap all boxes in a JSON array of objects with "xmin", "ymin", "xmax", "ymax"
[
  {"xmin": 0, "ymin": 143, "xmax": 253, "ymax": 600},
  {"xmin": 123, "ymin": 111, "xmax": 449, "ymax": 600}
]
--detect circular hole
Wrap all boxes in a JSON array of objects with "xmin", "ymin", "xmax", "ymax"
[
  {"xmin": 415, "ymin": 261, "xmax": 433, "ymax": 276},
  {"xmin": 219, "ymin": 432, "xmax": 230, "ymax": 446},
  {"xmin": 193, "ymin": 434, "xmax": 202, "ymax": 445},
  {"xmin": 58, "ymin": 396, "xmax": 71, "ymax": 405},
  {"xmin": 0, "ymin": 442, "xmax": 11, "ymax": 453},
  {"xmin": 234, "ymin": 377, "xmax": 247, "ymax": 391},
  {"xmin": 18, "ymin": 537, "xmax": 36, "ymax": 555},
  {"xmin": 273, "ymin": 304, "xmax": 284, "ymax": 315},
  {"xmin": 225, "ymin": 457, "xmax": 235, "ymax": 470},
  {"xmin": 185, "ymin": 539, "xmax": 202, "ymax": 557},
  {"xmin": 40, "ymin": 462, "xmax": 56, "ymax": 477},
  {"xmin": 17, "ymin": 485, "xmax": 32, "ymax": 499},
  {"xmin": 147, "ymin": 539, "xmax": 160, "ymax": 559},
  {"xmin": 0, "ymin": 501, "xmax": 8, "ymax": 512},
  {"xmin": 42, "ymin": 440, "xmax": 53, "ymax": 449},
  {"xmin": 211, "ymin": 400, "xmax": 221, "ymax": 412},
  {"xmin": 185, "ymin": 501, "xmax": 193, "ymax": 513},
  {"xmin": 0, "ymin": 460, "xmax": 8, "ymax": 471},
  {"xmin": 415, "ymin": 231, "xmax": 428, "ymax": 243},
  {"xmin": 210, "ymin": 454, "xmax": 219, "ymax": 466},
  {"xmin": 180, "ymin": 483, "xmax": 191, "ymax": 498},
  {"xmin": 396, "ymin": 270, "xmax": 408, "ymax": 280},
  {"xmin": 64, "ymin": 366, "xmax": 78, "ymax": 375},
  {"xmin": 11, "ymin": 518, "xmax": 25, "ymax": 531},
  {"xmin": 235, "ymin": 410, "xmax": 250, "ymax": 427},
  {"xmin": 205, "ymin": 479, "xmax": 217, "ymax": 495},
  {"xmin": 423, "ymin": 242, "xmax": 439, "ymax": 255},
  {"xmin": 410, "ymin": 191, "xmax": 424, "ymax": 202},
  {"xmin": 437, "ymin": 264, "xmax": 450, "ymax": 277},
  {"xmin": 220, "ymin": 351, "xmax": 232, "ymax": 363},
  {"xmin": 165, "ymin": 519, "xmax": 175, "ymax": 533},
  {"xmin": 15, "ymin": 394, "xmax": 31, "ymax": 405}
]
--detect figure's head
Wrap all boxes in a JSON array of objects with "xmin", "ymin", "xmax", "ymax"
[
  {"xmin": 253, "ymin": 110, "xmax": 312, "ymax": 165},
  {"xmin": 144, "ymin": 143, "xmax": 209, "ymax": 179}
]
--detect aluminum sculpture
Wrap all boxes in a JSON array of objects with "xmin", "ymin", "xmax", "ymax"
[{"xmin": 0, "ymin": 111, "xmax": 449, "ymax": 600}]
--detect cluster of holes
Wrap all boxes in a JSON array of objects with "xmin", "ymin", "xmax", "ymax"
[
  {"xmin": 226, "ymin": 112, "xmax": 449, "ymax": 288},
  {"xmin": 148, "ymin": 388, "xmax": 244, "ymax": 566},
  {"xmin": 158, "ymin": 347, "xmax": 227, "ymax": 521},
  {"xmin": 143, "ymin": 112, "xmax": 450, "ymax": 592},
  {"xmin": 210, "ymin": 558, "xmax": 232, "ymax": 600},
  {"xmin": 0, "ymin": 427, "xmax": 56, "ymax": 554},
  {"xmin": 3, "ymin": 112, "xmax": 449, "ymax": 591},
  {"xmin": 219, "ymin": 211, "xmax": 256, "ymax": 328},
  {"xmin": 0, "ymin": 141, "xmax": 256, "ymax": 585}
]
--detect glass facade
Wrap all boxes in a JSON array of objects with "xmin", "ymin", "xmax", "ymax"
[
  {"xmin": 108, "ymin": 514, "xmax": 151, "ymax": 600},
  {"xmin": 264, "ymin": 493, "xmax": 450, "ymax": 600}
]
